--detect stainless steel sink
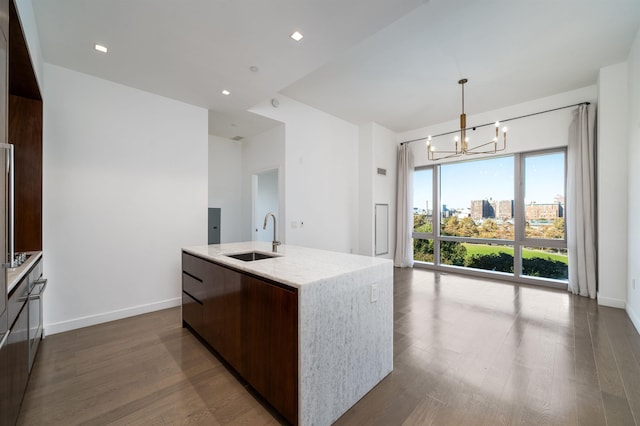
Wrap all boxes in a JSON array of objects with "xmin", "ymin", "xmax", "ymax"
[{"xmin": 225, "ymin": 251, "xmax": 278, "ymax": 262}]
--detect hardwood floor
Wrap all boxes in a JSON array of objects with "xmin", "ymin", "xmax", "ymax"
[{"xmin": 18, "ymin": 268, "xmax": 640, "ymax": 425}]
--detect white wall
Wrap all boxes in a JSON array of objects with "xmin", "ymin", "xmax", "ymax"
[
  {"xmin": 401, "ymin": 86, "xmax": 597, "ymax": 167},
  {"xmin": 372, "ymin": 124, "xmax": 397, "ymax": 260},
  {"xmin": 626, "ymin": 29, "xmax": 640, "ymax": 330},
  {"xmin": 250, "ymin": 96, "xmax": 359, "ymax": 253},
  {"xmin": 358, "ymin": 122, "xmax": 397, "ymax": 259},
  {"xmin": 241, "ymin": 124, "xmax": 285, "ymax": 242},
  {"xmin": 598, "ymin": 63, "xmax": 629, "ymax": 309},
  {"xmin": 358, "ymin": 124, "xmax": 373, "ymax": 256},
  {"xmin": 43, "ymin": 64, "xmax": 208, "ymax": 334},
  {"xmin": 208, "ymin": 135, "xmax": 243, "ymax": 243}
]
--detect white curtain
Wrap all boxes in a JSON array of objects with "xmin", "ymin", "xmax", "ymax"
[
  {"xmin": 394, "ymin": 144, "xmax": 414, "ymax": 268},
  {"xmin": 567, "ymin": 104, "xmax": 597, "ymax": 298}
]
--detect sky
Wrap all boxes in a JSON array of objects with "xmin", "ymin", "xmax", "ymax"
[{"xmin": 414, "ymin": 152, "xmax": 565, "ymax": 211}]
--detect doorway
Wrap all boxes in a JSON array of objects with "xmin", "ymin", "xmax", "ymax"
[{"xmin": 252, "ymin": 169, "xmax": 279, "ymax": 242}]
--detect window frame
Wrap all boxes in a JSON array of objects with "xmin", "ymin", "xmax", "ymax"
[{"xmin": 411, "ymin": 147, "xmax": 568, "ymax": 288}]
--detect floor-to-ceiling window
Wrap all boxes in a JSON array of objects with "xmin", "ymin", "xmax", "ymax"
[{"xmin": 413, "ymin": 149, "xmax": 567, "ymax": 287}]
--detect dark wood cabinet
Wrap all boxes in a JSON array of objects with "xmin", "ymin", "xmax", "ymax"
[
  {"xmin": 8, "ymin": 0, "xmax": 42, "ymax": 253},
  {"xmin": 1, "ymin": 2, "xmax": 43, "ymax": 423},
  {"xmin": 181, "ymin": 252, "xmax": 299, "ymax": 425},
  {"xmin": 6, "ymin": 302, "xmax": 27, "ymax": 426},
  {"xmin": 244, "ymin": 276, "xmax": 298, "ymax": 424},
  {"xmin": 181, "ymin": 254, "xmax": 206, "ymax": 338},
  {"xmin": 4, "ymin": 256, "xmax": 43, "ymax": 425},
  {"xmin": 0, "ymin": 333, "xmax": 8, "ymax": 426},
  {"xmin": 203, "ymin": 262, "xmax": 243, "ymax": 374},
  {"xmin": 181, "ymin": 291, "xmax": 203, "ymax": 336},
  {"xmin": 9, "ymin": 95, "xmax": 42, "ymax": 252},
  {"xmin": 0, "ymin": 0, "xmax": 7, "ymax": 421},
  {"xmin": 182, "ymin": 271, "xmax": 206, "ymax": 302}
]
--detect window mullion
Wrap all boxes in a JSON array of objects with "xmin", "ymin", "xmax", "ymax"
[
  {"xmin": 514, "ymin": 153, "xmax": 524, "ymax": 278},
  {"xmin": 434, "ymin": 164, "xmax": 441, "ymax": 265}
]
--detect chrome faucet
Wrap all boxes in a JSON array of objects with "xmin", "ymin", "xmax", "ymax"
[{"xmin": 263, "ymin": 212, "xmax": 281, "ymax": 253}]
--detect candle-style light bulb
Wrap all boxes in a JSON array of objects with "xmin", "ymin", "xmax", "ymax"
[{"xmin": 502, "ymin": 126, "xmax": 508, "ymax": 133}]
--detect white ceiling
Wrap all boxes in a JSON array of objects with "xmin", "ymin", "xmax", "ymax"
[{"xmin": 32, "ymin": 0, "xmax": 640, "ymax": 138}]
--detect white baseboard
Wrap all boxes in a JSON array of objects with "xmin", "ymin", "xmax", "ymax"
[
  {"xmin": 626, "ymin": 303, "xmax": 640, "ymax": 335},
  {"xmin": 44, "ymin": 297, "xmax": 182, "ymax": 336},
  {"xmin": 597, "ymin": 295, "xmax": 626, "ymax": 309}
]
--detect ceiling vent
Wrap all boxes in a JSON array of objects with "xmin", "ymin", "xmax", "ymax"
[{"xmin": 231, "ymin": 136, "xmax": 244, "ymax": 141}]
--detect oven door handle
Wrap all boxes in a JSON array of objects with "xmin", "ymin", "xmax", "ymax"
[
  {"xmin": 0, "ymin": 330, "xmax": 9, "ymax": 350},
  {"xmin": 29, "ymin": 278, "xmax": 47, "ymax": 300}
]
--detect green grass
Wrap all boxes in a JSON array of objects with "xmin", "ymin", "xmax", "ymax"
[{"xmin": 462, "ymin": 243, "xmax": 568, "ymax": 264}]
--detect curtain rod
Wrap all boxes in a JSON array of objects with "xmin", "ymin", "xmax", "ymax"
[{"xmin": 400, "ymin": 101, "xmax": 591, "ymax": 146}]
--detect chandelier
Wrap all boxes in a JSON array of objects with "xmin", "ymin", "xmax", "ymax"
[{"xmin": 427, "ymin": 78, "xmax": 508, "ymax": 161}]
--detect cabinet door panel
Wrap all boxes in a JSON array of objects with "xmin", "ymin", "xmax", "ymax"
[
  {"xmin": 182, "ymin": 292, "xmax": 203, "ymax": 335},
  {"xmin": 203, "ymin": 262, "xmax": 243, "ymax": 374},
  {"xmin": 0, "ymin": 326, "xmax": 9, "ymax": 426},
  {"xmin": 244, "ymin": 276, "xmax": 298, "ymax": 424},
  {"xmin": 182, "ymin": 272, "xmax": 205, "ymax": 302},
  {"xmin": 7, "ymin": 303, "xmax": 28, "ymax": 426},
  {"xmin": 10, "ymin": 95, "xmax": 43, "ymax": 252},
  {"xmin": 182, "ymin": 252, "xmax": 204, "ymax": 279}
]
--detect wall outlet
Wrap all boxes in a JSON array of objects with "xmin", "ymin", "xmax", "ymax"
[
  {"xmin": 291, "ymin": 221, "xmax": 297, "ymax": 229},
  {"xmin": 370, "ymin": 284, "xmax": 379, "ymax": 303}
]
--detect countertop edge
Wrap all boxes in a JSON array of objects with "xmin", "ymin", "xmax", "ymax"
[
  {"xmin": 182, "ymin": 243, "xmax": 392, "ymax": 289},
  {"xmin": 7, "ymin": 251, "xmax": 43, "ymax": 294}
]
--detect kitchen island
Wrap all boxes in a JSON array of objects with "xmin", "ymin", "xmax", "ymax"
[{"xmin": 182, "ymin": 242, "xmax": 393, "ymax": 426}]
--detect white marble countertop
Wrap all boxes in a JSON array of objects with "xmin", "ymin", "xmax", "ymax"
[
  {"xmin": 7, "ymin": 251, "xmax": 43, "ymax": 294},
  {"xmin": 182, "ymin": 242, "xmax": 392, "ymax": 289}
]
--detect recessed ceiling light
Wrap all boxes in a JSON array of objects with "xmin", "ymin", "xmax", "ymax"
[
  {"xmin": 221, "ymin": 89, "xmax": 231, "ymax": 96},
  {"xmin": 94, "ymin": 44, "xmax": 108, "ymax": 53},
  {"xmin": 290, "ymin": 31, "xmax": 304, "ymax": 42}
]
